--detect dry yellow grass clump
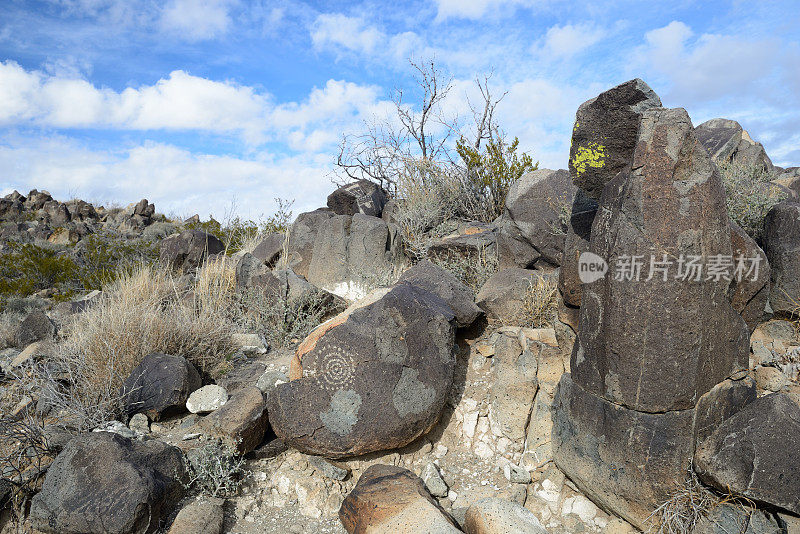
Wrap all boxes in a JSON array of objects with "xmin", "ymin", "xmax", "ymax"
[
  {"xmin": 46, "ymin": 260, "xmax": 239, "ymax": 429},
  {"xmin": 520, "ymin": 275, "xmax": 559, "ymax": 329}
]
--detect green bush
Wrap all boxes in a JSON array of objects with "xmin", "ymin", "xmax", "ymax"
[
  {"xmin": 75, "ymin": 233, "xmax": 159, "ymax": 290},
  {"xmin": 456, "ymin": 136, "xmax": 537, "ymax": 221},
  {"xmin": 0, "ymin": 242, "xmax": 78, "ymax": 299}
]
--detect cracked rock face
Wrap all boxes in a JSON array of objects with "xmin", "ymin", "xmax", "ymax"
[
  {"xmin": 266, "ymin": 283, "xmax": 456, "ymax": 458},
  {"xmin": 572, "ymin": 106, "xmax": 749, "ymax": 413}
]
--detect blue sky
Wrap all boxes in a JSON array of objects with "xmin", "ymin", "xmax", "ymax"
[{"xmin": 0, "ymin": 0, "xmax": 798, "ymax": 219}]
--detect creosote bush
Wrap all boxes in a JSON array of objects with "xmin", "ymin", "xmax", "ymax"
[
  {"xmin": 428, "ymin": 245, "xmax": 498, "ymax": 294},
  {"xmin": 235, "ymin": 285, "xmax": 345, "ymax": 350}
]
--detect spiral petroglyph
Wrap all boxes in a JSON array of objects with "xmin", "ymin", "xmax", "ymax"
[{"xmin": 315, "ymin": 344, "xmax": 356, "ymax": 392}]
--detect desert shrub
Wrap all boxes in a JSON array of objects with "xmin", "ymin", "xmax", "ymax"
[
  {"xmin": 0, "ymin": 413, "xmax": 54, "ymax": 521},
  {"xmin": 74, "ymin": 233, "xmax": 159, "ymax": 290},
  {"xmin": 456, "ymin": 136, "xmax": 537, "ymax": 220},
  {"xmin": 185, "ymin": 198, "xmax": 293, "ymax": 255},
  {"xmin": 0, "ymin": 242, "xmax": 78, "ymax": 298},
  {"xmin": 428, "ymin": 245, "xmax": 498, "ymax": 294},
  {"xmin": 40, "ymin": 262, "xmax": 239, "ymax": 429},
  {"xmin": 519, "ymin": 276, "xmax": 559, "ymax": 328},
  {"xmin": 235, "ymin": 286, "xmax": 345, "ymax": 349},
  {"xmin": 720, "ymin": 160, "xmax": 784, "ymax": 243},
  {"xmin": 183, "ymin": 441, "xmax": 246, "ymax": 498}
]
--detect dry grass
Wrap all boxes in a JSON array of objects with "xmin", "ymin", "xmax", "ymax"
[
  {"xmin": 38, "ymin": 261, "xmax": 239, "ymax": 430},
  {"xmin": 645, "ymin": 470, "xmax": 719, "ymax": 534},
  {"xmin": 520, "ymin": 275, "xmax": 559, "ymax": 328}
]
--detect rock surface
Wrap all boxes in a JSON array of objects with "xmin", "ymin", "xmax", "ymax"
[
  {"xmin": 327, "ymin": 180, "xmax": 389, "ymax": 218},
  {"xmin": 167, "ymin": 497, "xmax": 224, "ymax": 534},
  {"xmin": 476, "ymin": 268, "xmax": 555, "ymax": 325},
  {"xmin": 29, "ymin": 432, "xmax": 185, "ymax": 534},
  {"xmin": 186, "ymin": 384, "xmax": 228, "ymax": 414},
  {"xmin": 497, "ymin": 168, "xmax": 576, "ymax": 269},
  {"xmin": 159, "ymin": 229, "xmax": 225, "ymax": 272},
  {"xmin": 692, "ymin": 503, "xmax": 781, "ymax": 534},
  {"xmin": 267, "ymin": 283, "xmax": 456, "ymax": 458},
  {"xmin": 695, "ymin": 118, "xmax": 774, "ymax": 172},
  {"xmin": 198, "ymin": 386, "xmax": 269, "ymax": 454},
  {"xmin": 121, "ymin": 353, "xmax": 201, "ymax": 421},
  {"xmin": 339, "ymin": 464, "xmax": 461, "ymax": 534},
  {"xmin": 764, "ymin": 201, "xmax": 800, "ymax": 314},
  {"xmin": 568, "ymin": 78, "xmax": 662, "ymax": 200},
  {"xmin": 572, "ymin": 106, "xmax": 749, "ymax": 412},
  {"xmin": 15, "ymin": 310, "xmax": 56, "ymax": 348},
  {"xmin": 464, "ymin": 497, "xmax": 548, "ymax": 534},
  {"xmin": 694, "ymin": 393, "xmax": 800, "ymax": 514},
  {"xmin": 398, "ymin": 259, "xmax": 482, "ymax": 328},
  {"xmin": 729, "ymin": 221, "xmax": 770, "ymax": 332}
]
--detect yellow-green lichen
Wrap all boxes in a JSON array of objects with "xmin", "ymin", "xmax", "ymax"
[{"xmin": 571, "ymin": 142, "xmax": 606, "ymax": 177}]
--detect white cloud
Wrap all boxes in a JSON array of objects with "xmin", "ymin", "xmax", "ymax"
[
  {"xmin": 433, "ymin": 0, "xmax": 534, "ymax": 21},
  {"xmin": 0, "ymin": 137, "xmax": 334, "ymax": 219},
  {"xmin": 0, "ymin": 61, "xmax": 390, "ymax": 150},
  {"xmin": 159, "ymin": 0, "xmax": 235, "ymax": 42},
  {"xmin": 540, "ymin": 23, "xmax": 605, "ymax": 58},
  {"xmin": 311, "ymin": 14, "xmax": 385, "ymax": 55},
  {"xmin": 635, "ymin": 21, "xmax": 776, "ymax": 102}
]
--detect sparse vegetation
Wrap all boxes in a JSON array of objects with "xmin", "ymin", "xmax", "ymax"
[
  {"xmin": 0, "ymin": 413, "xmax": 53, "ymax": 524},
  {"xmin": 720, "ymin": 159, "xmax": 785, "ymax": 243},
  {"xmin": 428, "ymin": 244, "xmax": 498, "ymax": 294},
  {"xmin": 235, "ymin": 285, "xmax": 345, "ymax": 349},
  {"xmin": 35, "ymin": 262, "xmax": 240, "ymax": 430},
  {"xmin": 0, "ymin": 242, "xmax": 78, "ymax": 299},
  {"xmin": 520, "ymin": 275, "xmax": 559, "ymax": 328},
  {"xmin": 645, "ymin": 470, "xmax": 720, "ymax": 534},
  {"xmin": 183, "ymin": 441, "xmax": 246, "ymax": 498}
]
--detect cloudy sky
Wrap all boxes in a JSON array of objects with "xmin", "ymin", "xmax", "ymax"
[{"xmin": 0, "ymin": 0, "xmax": 798, "ymax": 220}]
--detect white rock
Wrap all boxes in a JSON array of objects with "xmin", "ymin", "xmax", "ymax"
[
  {"xmin": 186, "ymin": 384, "xmax": 228, "ymax": 414},
  {"xmin": 474, "ymin": 442, "xmax": 494, "ymax": 459},
  {"xmin": 421, "ymin": 463, "xmax": 449, "ymax": 497},
  {"xmin": 93, "ymin": 421, "xmax": 139, "ymax": 440}
]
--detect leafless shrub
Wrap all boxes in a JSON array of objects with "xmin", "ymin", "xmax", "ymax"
[
  {"xmin": 519, "ymin": 276, "xmax": 559, "ymax": 328},
  {"xmin": 183, "ymin": 441, "xmax": 246, "ymax": 498},
  {"xmin": 720, "ymin": 159, "xmax": 785, "ymax": 243},
  {"xmin": 0, "ymin": 413, "xmax": 54, "ymax": 524},
  {"xmin": 235, "ymin": 286, "xmax": 345, "ymax": 350}
]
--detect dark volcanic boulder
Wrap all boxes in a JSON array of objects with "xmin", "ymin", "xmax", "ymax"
[
  {"xmin": 476, "ymin": 268, "xmax": 556, "ymax": 325},
  {"xmin": 306, "ymin": 213, "xmax": 406, "ymax": 300},
  {"xmin": 398, "ymin": 259, "xmax": 482, "ymax": 328},
  {"xmin": 763, "ymin": 201, "xmax": 800, "ymax": 314},
  {"xmin": 497, "ymin": 168, "xmax": 576, "ymax": 269},
  {"xmin": 121, "ymin": 353, "xmax": 201, "ymax": 421},
  {"xmin": 572, "ymin": 107, "xmax": 749, "ymax": 413},
  {"xmin": 694, "ymin": 393, "xmax": 800, "ymax": 515},
  {"xmin": 251, "ymin": 232, "xmax": 285, "ymax": 267},
  {"xmin": 15, "ymin": 310, "xmax": 56, "ymax": 348},
  {"xmin": 267, "ymin": 283, "xmax": 456, "ymax": 458},
  {"xmin": 284, "ymin": 209, "xmax": 335, "ymax": 278},
  {"xmin": 159, "ymin": 229, "xmax": 225, "ymax": 272},
  {"xmin": 327, "ymin": 179, "xmax": 388, "ymax": 218},
  {"xmin": 695, "ymin": 118, "xmax": 774, "ymax": 172},
  {"xmin": 29, "ymin": 432, "xmax": 185, "ymax": 534},
  {"xmin": 339, "ymin": 465, "xmax": 460, "ymax": 534},
  {"xmin": 553, "ymin": 374, "xmax": 695, "ymax": 529},
  {"xmin": 558, "ymin": 190, "xmax": 598, "ymax": 307},
  {"xmin": 693, "ymin": 503, "xmax": 781, "ymax": 534},
  {"xmin": 568, "ymin": 78, "xmax": 662, "ymax": 200},
  {"xmin": 197, "ymin": 386, "xmax": 269, "ymax": 454},
  {"xmin": 729, "ymin": 221, "xmax": 770, "ymax": 331}
]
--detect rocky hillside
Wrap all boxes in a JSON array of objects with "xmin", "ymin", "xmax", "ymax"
[{"xmin": 1, "ymin": 79, "xmax": 799, "ymax": 534}]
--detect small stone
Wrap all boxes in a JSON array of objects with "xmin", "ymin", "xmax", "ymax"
[
  {"xmin": 93, "ymin": 421, "xmax": 139, "ymax": 440},
  {"xmin": 307, "ymin": 455, "xmax": 350, "ymax": 481},
  {"xmin": 128, "ymin": 413, "xmax": 150, "ymax": 434},
  {"xmin": 754, "ymin": 366, "xmax": 788, "ymax": 392},
  {"xmin": 422, "ymin": 463, "xmax": 449, "ymax": 497},
  {"xmin": 255, "ymin": 370, "xmax": 288, "ymax": 396},
  {"xmin": 182, "ymin": 433, "xmax": 201, "ymax": 441},
  {"xmin": 231, "ymin": 333, "xmax": 268, "ymax": 354},
  {"xmin": 434, "ymin": 444, "xmax": 449, "ymax": 458},
  {"xmin": 464, "ymin": 497, "xmax": 548, "ymax": 534},
  {"xmin": 503, "ymin": 463, "xmax": 531, "ymax": 484},
  {"xmin": 186, "ymin": 385, "xmax": 228, "ymax": 414},
  {"xmin": 168, "ymin": 497, "xmax": 224, "ymax": 534}
]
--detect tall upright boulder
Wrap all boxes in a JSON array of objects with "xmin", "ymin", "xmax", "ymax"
[
  {"xmin": 763, "ymin": 201, "xmax": 800, "ymax": 314},
  {"xmin": 327, "ymin": 180, "xmax": 388, "ymax": 218},
  {"xmin": 573, "ymin": 107, "xmax": 749, "ymax": 413},
  {"xmin": 568, "ymin": 78, "xmax": 662, "ymax": 200},
  {"xmin": 552, "ymin": 82, "xmax": 755, "ymax": 529}
]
